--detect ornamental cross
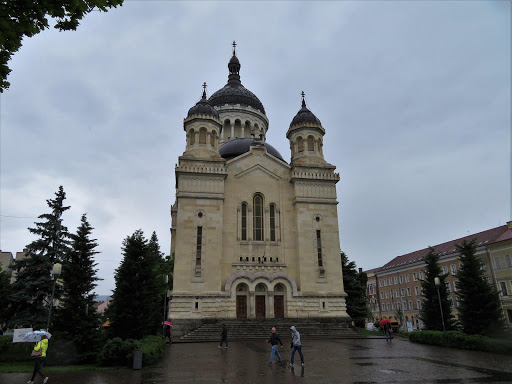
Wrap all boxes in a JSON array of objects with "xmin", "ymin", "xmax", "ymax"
[
  {"xmin": 232, "ymin": 41, "xmax": 237, "ymax": 55},
  {"xmin": 301, "ymin": 91, "xmax": 305, "ymax": 101},
  {"xmin": 203, "ymin": 82, "xmax": 207, "ymax": 91}
]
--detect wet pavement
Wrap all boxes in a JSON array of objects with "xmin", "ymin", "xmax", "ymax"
[{"xmin": 2, "ymin": 337, "xmax": 512, "ymax": 383}]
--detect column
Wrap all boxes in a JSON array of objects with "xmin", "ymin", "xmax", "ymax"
[
  {"xmin": 230, "ymin": 123, "xmax": 235, "ymax": 140},
  {"xmin": 268, "ymin": 291, "xmax": 274, "ymax": 318},
  {"xmin": 249, "ymin": 291, "xmax": 255, "ymax": 318},
  {"xmin": 241, "ymin": 125, "xmax": 245, "ymax": 138}
]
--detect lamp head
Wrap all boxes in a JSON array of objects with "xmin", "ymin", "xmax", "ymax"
[
  {"xmin": 434, "ymin": 277, "xmax": 440, "ymax": 286},
  {"xmin": 52, "ymin": 263, "xmax": 62, "ymax": 278}
]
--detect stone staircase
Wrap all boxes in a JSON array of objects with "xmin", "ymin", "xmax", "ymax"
[{"xmin": 179, "ymin": 318, "xmax": 363, "ymax": 342}]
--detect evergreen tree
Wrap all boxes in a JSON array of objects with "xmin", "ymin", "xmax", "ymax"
[
  {"xmin": 341, "ymin": 252, "xmax": 368, "ymax": 327},
  {"xmin": 109, "ymin": 230, "xmax": 166, "ymax": 339},
  {"xmin": 9, "ymin": 186, "xmax": 70, "ymax": 329},
  {"xmin": 420, "ymin": 247, "xmax": 456, "ymax": 331},
  {"xmin": 53, "ymin": 214, "xmax": 101, "ymax": 362},
  {"xmin": 0, "ymin": 263, "xmax": 12, "ymax": 327},
  {"xmin": 455, "ymin": 239, "xmax": 504, "ymax": 335}
]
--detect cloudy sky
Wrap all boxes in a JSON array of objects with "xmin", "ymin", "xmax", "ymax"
[{"xmin": 1, "ymin": 1, "xmax": 510, "ymax": 294}]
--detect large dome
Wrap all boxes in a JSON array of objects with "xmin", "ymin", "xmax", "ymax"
[
  {"xmin": 219, "ymin": 138, "xmax": 284, "ymax": 162},
  {"xmin": 187, "ymin": 87, "xmax": 219, "ymax": 118},
  {"xmin": 208, "ymin": 51, "xmax": 266, "ymax": 115}
]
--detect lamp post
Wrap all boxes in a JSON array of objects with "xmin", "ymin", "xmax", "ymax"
[
  {"xmin": 46, "ymin": 263, "xmax": 62, "ymax": 332},
  {"xmin": 434, "ymin": 277, "xmax": 446, "ymax": 332}
]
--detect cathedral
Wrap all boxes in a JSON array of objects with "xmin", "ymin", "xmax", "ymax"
[{"xmin": 169, "ymin": 44, "xmax": 349, "ymax": 327}]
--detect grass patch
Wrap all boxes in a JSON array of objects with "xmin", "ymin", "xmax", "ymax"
[
  {"xmin": 356, "ymin": 327, "xmax": 385, "ymax": 337},
  {"xmin": 0, "ymin": 361, "xmax": 122, "ymax": 374}
]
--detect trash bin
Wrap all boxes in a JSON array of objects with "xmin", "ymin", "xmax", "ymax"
[{"xmin": 133, "ymin": 349, "xmax": 143, "ymax": 370}]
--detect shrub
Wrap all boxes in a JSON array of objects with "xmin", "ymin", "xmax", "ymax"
[
  {"xmin": 0, "ymin": 335, "xmax": 36, "ymax": 362},
  {"xmin": 97, "ymin": 335, "xmax": 165, "ymax": 367},
  {"xmin": 409, "ymin": 331, "xmax": 512, "ymax": 354}
]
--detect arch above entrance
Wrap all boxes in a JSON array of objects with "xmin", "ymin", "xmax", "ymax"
[{"xmin": 225, "ymin": 271, "xmax": 298, "ymax": 296}]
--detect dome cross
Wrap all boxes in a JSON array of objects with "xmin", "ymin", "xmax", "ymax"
[{"xmin": 232, "ymin": 41, "xmax": 237, "ymax": 55}]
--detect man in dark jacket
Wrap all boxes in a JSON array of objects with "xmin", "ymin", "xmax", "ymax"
[
  {"xmin": 219, "ymin": 324, "xmax": 228, "ymax": 348},
  {"xmin": 266, "ymin": 327, "xmax": 283, "ymax": 365}
]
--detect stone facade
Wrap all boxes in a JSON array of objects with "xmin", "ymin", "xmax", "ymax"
[{"xmin": 169, "ymin": 48, "xmax": 348, "ymax": 323}]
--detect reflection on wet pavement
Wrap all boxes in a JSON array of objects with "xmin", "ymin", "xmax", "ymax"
[{"xmin": 1, "ymin": 338, "xmax": 511, "ymax": 383}]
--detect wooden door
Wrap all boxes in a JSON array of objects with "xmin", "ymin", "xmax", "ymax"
[
  {"xmin": 236, "ymin": 296, "xmax": 247, "ymax": 318},
  {"xmin": 274, "ymin": 295, "xmax": 284, "ymax": 318},
  {"xmin": 255, "ymin": 296, "xmax": 266, "ymax": 318}
]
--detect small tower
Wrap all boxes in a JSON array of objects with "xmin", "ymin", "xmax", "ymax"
[
  {"xmin": 183, "ymin": 83, "xmax": 222, "ymax": 159},
  {"xmin": 287, "ymin": 92, "xmax": 327, "ymax": 165}
]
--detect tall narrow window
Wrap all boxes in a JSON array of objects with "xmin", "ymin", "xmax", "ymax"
[
  {"xmin": 307, "ymin": 136, "xmax": 314, "ymax": 151},
  {"xmin": 269, "ymin": 204, "xmax": 276, "ymax": 241},
  {"xmin": 199, "ymin": 128, "xmax": 207, "ymax": 144},
  {"xmin": 316, "ymin": 230, "xmax": 323, "ymax": 267},
  {"xmin": 297, "ymin": 137, "xmax": 304, "ymax": 152},
  {"xmin": 189, "ymin": 129, "xmax": 195, "ymax": 145},
  {"xmin": 241, "ymin": 203, "xmax": 247, "ymax": 241},
  {"xmin": 210, "ymin": 131, "xmax": 216, "ymax": 146},
  {"xmin": 253, "ymin": 194, "xmax": 264, "ymax": 241},
  {"xmin": 195, "ymin": 226, "xmax": 202, "ymax": 272}
]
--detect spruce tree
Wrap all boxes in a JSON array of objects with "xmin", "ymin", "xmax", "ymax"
[
  {"xmin": 110, "ymin": 230, "xmax": 166, "ymax": 339},
  {"xmin": 341, "ymin": 252, "xmax": 368, "ymax": 327},
  {"xmin": 420, "ymin": 247, "xmax": 456, "ymax": 331},
  {"xmin": 0, "ymin": 263, "xmax": 12, "ymax": 327},
  {"xmin": 9, "ymin": 186, "xmax": 70, "ymax": 329},
  {"xmin": 53, "ymin": 214, "xmax": 101, "ymax": 362},
  {"xmin": 455, "ymin": 239, "xmax": 504, "ymax": 335}
]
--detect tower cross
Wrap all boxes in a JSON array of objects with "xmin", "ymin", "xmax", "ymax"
[{"xmin": 232, "ymin": 41, "xmax": 237, "ymax": 55}]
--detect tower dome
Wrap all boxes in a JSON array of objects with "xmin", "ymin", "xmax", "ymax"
[
  {"xmin": 208, "ymin": 42, "xmax": 266, "ymax": 114},
  {"xmin": 289, "ymin": 91, "xmax": 322, "ymax": 128},
  {"xmin": 187, "ymin": 83, "xmax": 219, "ymax": 118}
]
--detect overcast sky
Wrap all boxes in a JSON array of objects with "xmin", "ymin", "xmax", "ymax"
[{"xmin": 1, "ymin": 1, "xmax": 510, "ymax": 295}]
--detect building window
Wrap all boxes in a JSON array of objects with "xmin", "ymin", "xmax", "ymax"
[
  {"xmin": 395, "ymin": 289, "xmax": 399, "ymax": 298},
  {"xmin": 385, "ymin": 291, "xmax": 389, "ymax": 298},
  {"xmin": 253, "ymin": 194, "xmax": 264, "ymax": 241},
  {"xmin": 408, "ymin": 301, "xmax": 413, "ymax": 310},
  {"xmin": 414, "ymin": 286, "xmax": 419, "ymax": 295},
  {"xmin": 199, "ymin": 128, "xmax": 207, "ymax": 144},
  {"xmin": 400, "ymin": 288, "xmax": 404, "ymax": 297},
  {"xmin": 445, "ymin": 282, "xmax": 451, "ymax": 292},
  {"xmin": 379, "ymin": 279, "xmax": 383, "ymax": 288},
  {"xmin": 500, "ymin": 281, "xmax": 508, "ymax": 296},
  {"xmin": 269, "ymin": 204, "xmax": 276, "ymax": 241},
  {"xmin": 405, "ymin": 274, "xmax": 410, "ymax": 283},
  {"xmin": 416, "ymin": 300, "xmax": 422, "ymax": 310},
  {"xmin": 380, "ymin": 292, "xmax": 384, "ymax": 299},
  {"xmin": 316, "ymin": 230, "xmax": 323, "ymax": 267},
  {"xmin": 307, "ymin": 135, "xmax": 314, "ymax": 151},
  {"xmin": 399, "ymin": 275, "xmax": 403, "ymax": 284},
  {"xmin": 195, "ymin": 226, "xmax": 203, "ymax": 273},
  {"xmin": 394, "ymin": 276, "xmax": 398, "ymax": 284},
  {"xmin": 495, "ymin": 257, "xmax": 502, "ymax": 270},
  {"xmin": 387, "ymin": 303, "xmax": 390, "ymax": 311},
  {"xmin": 406, "ymin": 287, "xmax": 411, "ymax": 296},
  {"xmin": 453, "ymin": 281, "xmax": 457, "ymax": 291},
  {"xmin": 382, "ymin": 303, "xmax": 385, "ymax": 311},
  {"xmin": 413, "ymin": 272, "xmax": 417, "ymax": 281},
  {"xmin": 388, "ymin": 277, "xmax": 393, "ymax": 285},
  {"xmin": 402, "ymin": 301, "xmax": 407, "ymax": 310},
  {"xmin": 451, "ymin": 264, "xmax": 457, "ymax": 273},
  {"xmin": 189, "ymin": 129, "xmax": 195, "ymax": 145},
  {"xmin": 297, "ymin": 137, "xmax": 304, "ymax": 152},
  {"xmin": 384, "ymin": 279, "xmax": 387, "ymax": 287},
  {"xmin": 505, "ymin": 255, "xmax": 511, "ymax": 268},
  {"xmin": 449, "ymin": 297, "xmax": 454, "ymax": 308},
  {"xmin": 419, "ymin": 271, "xmax": 424, "ymax": 280},
  {"xmin": 442, "ymin": 266, "xmax": 448, "ymax": 274},
  {"xmin": 210, "ymin": 131, "xmax": 216, "ymax": 146},
  {"xmin": 241, "ymin": 203, "xmax": 247, "ymax": 241}
]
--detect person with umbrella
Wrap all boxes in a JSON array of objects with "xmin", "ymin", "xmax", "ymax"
[
  {"xmin": 27, "ymin": 334, "xmax": 49, "ymax": 384},
  {"xmin": 163, "ymin": 321, "xmax": 172, "ymax": 344},
  {"xmin": 379, "ymin": 319, "xmax": 392, "ymax": 342}
]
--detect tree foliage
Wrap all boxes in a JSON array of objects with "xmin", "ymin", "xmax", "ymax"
[
  {"xmin": 1, "ymin": 0, "xmax": 123, "ymax": 92},
  {"xmin": 420, "ymin": 247, "xmax": 456, "ymax": 331},
  {"xmin": 0, "ymin": 262, "xmax": 12, "ymax": 327},
  {"xmin": 341, "ymin": 251, "xmax": 368, "ymax": 327},
  {"xmin": 109, "ymin": 230, "xmax": 166, "ymax": 339},
  {"xmin": 9, "ymin": 186, "xmax": 70, "ymax": 329},
  {"xmin": 455, "ymin": 239, "xmax": 504, "ymax": 335},
  {"xmin": 53, "ymin": 214, "xmax": 102, "ymax": 362}
]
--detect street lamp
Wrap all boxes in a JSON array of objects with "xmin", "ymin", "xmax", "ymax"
[
  {"xmin": 46, "ymin": 263, "xmax": 62, "ymax": 332},
  {"xmin": 434, "ymin": 277, "xmax": 446, "ymax": 332}
]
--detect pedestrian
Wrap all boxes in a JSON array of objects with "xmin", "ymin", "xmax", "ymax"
[
  {"xmin": 164, "ymin": 322, "xmax": 172, "ymax": 344},
  {"xmin": 384, "ymin": 322, "xmax": 392, "ymax": 342},
  {"xmin": 27, "ymin": 334, "xmax": 49, "ymax": 384},
  {"xmin": 289, "ymin": 326, "xmax": 304, "ymax": 367},
  {"xmin": 219, "ymin": 324, "xmax": 228, "ymax": 349},
  {"xmin": 266, "ymin": 327, "xmax": 283, "ymax": 365}
]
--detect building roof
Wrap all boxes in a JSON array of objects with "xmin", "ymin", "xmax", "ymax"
[
  {"xmin": 218, "ymin": 138, "xmax": 285, "ymax": 162},
  {"xmin": 378, "ymin": 225, "xmax": 509, "ymax": 272}
]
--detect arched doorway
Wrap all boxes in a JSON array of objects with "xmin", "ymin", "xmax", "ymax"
[
  {"xmin": 255, "ymin": 283, "xmax": 267, "ymax": 318},
  {"xmin": 274, "ymin": 283, "xmax": 286, "ymax": 318},
  {"xmin": 236, "ymin": 283, "xmax": 248, "ymax": 318}
]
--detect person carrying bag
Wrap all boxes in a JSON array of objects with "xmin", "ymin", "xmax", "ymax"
[{"xmin": 27, "ymin": 335, "xmax": 49, "ymax": 384}]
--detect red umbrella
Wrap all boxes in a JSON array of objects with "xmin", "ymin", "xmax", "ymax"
[
  {"xmin": 379, "ymin": 319, "xmax": 389, "ymax": 325},
  {"xmin": 163, "ymin": 321, "xmax": 172, "ymax": 327}
]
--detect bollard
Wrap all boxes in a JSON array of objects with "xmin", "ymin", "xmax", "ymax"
[{"xmin": 133, "ymin": 349, "xmax": 143, "ymax": 370}]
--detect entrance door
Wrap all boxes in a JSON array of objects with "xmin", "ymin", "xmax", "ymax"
[
  {"xmin": 255, "ymin": 296, "xmax": 266, "ymax": 318},
  {"xmin": 236, "ymin": 296, "xmax": 247, "ymax": 318},
  {"xmin": 274, "ymin": 296, "xmax": 284, "ymax": 318}
]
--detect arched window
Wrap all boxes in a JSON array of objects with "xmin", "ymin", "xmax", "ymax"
[
  {"xmin": 189, "ymin": 129, "xmax": 195, "ymax": 145},
  {"xmin": 253, "ymin": 194, "xmax": 264, "ymax": 241},
  {"xmin": 241, "ymin": 202, "xmax": 247, "ymax": 241},
  {"xmin": 297, "ymin": 137, "xmax": 304, "ymax": 152},
  {"xmin": 210, "ymin": 131, "xmax": 216, "ymax": 146},
  {"xmin": 269, "ymin": 204, "xmax": 276, "ymax": 241},
  {"xmin": 199, "ymin": 128, "xmax": 207, "ymax": 144},
  {"xmin": 307, "ymin": 136, "xmax": 314, "ymax": 151}
]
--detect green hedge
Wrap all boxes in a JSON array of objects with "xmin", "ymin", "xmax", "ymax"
[
  {"xmin": 409, "ymin": 331, "xmax": 512, "ymax": 354},
  {"xmin": 0, "ymin": 335, "xmax": 34, "ymax": 362},
  {"xmin": 97, "ymin": 335, "xmax": 165, "ymax": 367}
]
